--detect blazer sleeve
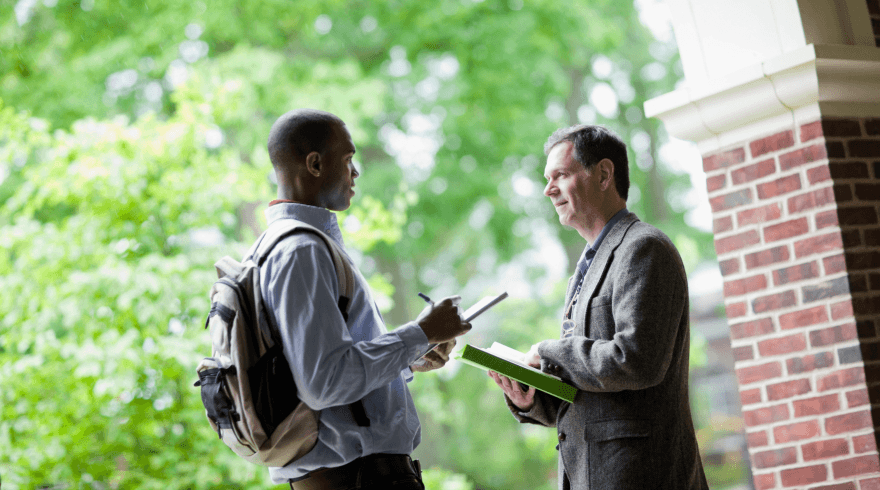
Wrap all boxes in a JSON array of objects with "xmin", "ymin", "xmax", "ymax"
[
  {"xmin": 537, "ymin": 234, "xmax": 688, "ymax": 393},
  {"xmin": 504, "ymin": 390, "xmax": 562, "ymax": 427}
]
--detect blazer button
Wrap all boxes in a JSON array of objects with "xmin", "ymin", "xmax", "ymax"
[{"xmin": 558, "ymin": 432, "xmax": 566, "ymax": 442}]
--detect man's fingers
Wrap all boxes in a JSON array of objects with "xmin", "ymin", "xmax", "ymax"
[{"xmin": 438, "ymin": 295, "xmax": 462, "ymax": 307}]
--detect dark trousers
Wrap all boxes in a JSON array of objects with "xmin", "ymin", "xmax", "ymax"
[{"xmin": 290, "ymin": 454, "xmax": 424, "ymax": 490}]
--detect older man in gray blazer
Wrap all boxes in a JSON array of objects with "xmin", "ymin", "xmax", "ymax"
[{"xmin": 490, "ymin": 125, "xmax": 709, "ymax": 489}]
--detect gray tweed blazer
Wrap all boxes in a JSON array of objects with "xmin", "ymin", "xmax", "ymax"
[{"xmin": 508, "ymin": 213, "xmax": 709, "ymax": 490}]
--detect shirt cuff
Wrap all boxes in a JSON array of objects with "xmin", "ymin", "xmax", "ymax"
[{"xmin": 395, "ymin": 321, "xmax": 430, "ymax": 363}]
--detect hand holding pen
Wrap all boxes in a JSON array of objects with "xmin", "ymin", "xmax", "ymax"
[{"xmin": 414, "ymin": 293, "xmax": 471, "ymax": 344}]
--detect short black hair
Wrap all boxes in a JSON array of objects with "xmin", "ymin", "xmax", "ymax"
[
  {"xmin": 544, "ymin": 125, "xmax": 630, "ymax": 200},
  {"xmin": 267, "ymin": 109, "xmax": 344, "ymax": 168}
]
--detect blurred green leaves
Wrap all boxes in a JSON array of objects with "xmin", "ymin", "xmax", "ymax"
[{"xmin": 0, "ymin": 1, "xmax": 717, "ymax": 488}]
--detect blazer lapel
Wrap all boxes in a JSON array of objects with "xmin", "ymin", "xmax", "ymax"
[{"xmin": 572, "ymin": 212, "xmax": 639, "ymax": 323}]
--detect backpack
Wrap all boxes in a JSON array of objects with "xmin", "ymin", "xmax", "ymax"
[{"xmin": 194, "ymin": 218, "xmax": 370, "ymax": 467}]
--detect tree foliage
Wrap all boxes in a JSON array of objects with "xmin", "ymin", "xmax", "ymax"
[{"xmin": 0, "ymin": 1, "xmax": 717, "ymax": 488}]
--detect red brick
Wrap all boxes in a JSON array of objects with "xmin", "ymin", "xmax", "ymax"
[
  {"xmin": 811, "ymin": 483, "xmax": 856, "ymax": 490},
  {"xmin": 744, "ymin": 403, "xmax": 790, "ymax": 427},
  {"xmin": 801, "ymin": 121, "xmax": 823, "ymax": 142},
  {"xmin": 719, "ymin": 258, "xmax": 740, "ymax": 276},
  {"xmin": 713, "ymin": 215, "xmax": 733, "ymax": 233},
  {"xmin": 822, "ymin": 119, "xmax": 863, "ymax": 137},
  {"xmin": 744, "ymin": 246, "xmax": 790, "ymax": 270},
  {"xmin": 731, "ymin": 318, "xmax": 776, "ymax": 339},
  {"xmin": 830, "ymin": 300, "xmax": 853, "ymax": 321},
  {"xmin": 853, "ymin": 433, "xmax": 877, "ymax": 453},
  {"xmin": 794, "ymin": 394, "xmax": 840, "ymax": 417},
  {"xmin": 808, "ymin": 164, "xmax": 832, "ymax": 184},
  {"xmin": 780, "ymin": 144, "xmax": 828, "ymax": 170},
  {"xmin": 754, "ymin": 473, "xmax": 776, "ymax": 490},
  {"xmin": 767, "ymin": 378, "xmax": 812, "ymax": 401},
  {"xmin": 751, "ymin": 130, "xmax": 795, "ymax": 158},
  {"xmin": 725, "ymin": 274, "xmax": 768, "ymax": 297},
  {"xmin": 788, "ymin": 352, "xmax": 834, "ymax": 375},
  {"xmin": 780, "ymin": 464, "xmax": 827, "ymax": 485},
  {"xmin": 861, "ymin": 476, "xmax": 880, "ymax": 490},
  {"xmin": 832, "ymin": 454, "xmax": 880, "ymax": 479},
  {"xmin": 774, "ymin": 261, "xmax": 820, "ymax": 286},
  {"xmin": 794, "ymin": 232, "xmax": 844, "ymax": 259},
  {"xmin": 816, "ymin": 210, "xmax": 839, "ymax": 229},
  {"xmin": 789, "ymin": 187, "xmax": 835, "ymax": 213},
  {"xmin": 849, "ymin": 140, "xmax": 880, "ymax": 157},
  {"xmin": 711, "ymin": 188, "xmax": 753, "ymax": 212},
  {"xmin": 753, "ymin": 447, "xmax": 798, "ymax": 469},
  {"xmin": 727, "ymin": 301, "xmax": 748, "ymax": 318},
  {"xmin": 823, "ymin": 254, "xmax": 846, "ymax": 275},
  {"xmin": 819, "ymin": 367, "xmax": 867, "ymax": 392},
  {"xmin": 764, "ymin": 217, "xmax": 810, "ymax": 242},
  {"xmin": 715, "ymin": 230, "xmax": 761, "ymax": 255},
  {"xmin": 773, "ymin": 420, "xmax": 820, "ymax": 444},
  {"xmin": 738, "ymin": 203, "xmax": 783, "ymax": 227},
  {"xmin": 810, "ymin": 323, "xmax": 857, "ymax": 347},
  {"xmin": 779, "ymin": 305, "xmax": 829, "ymax": 330},
  {"xmin": 802, "ymin": 438, "xmax": 850, "ymax": 461},
  {"xmin": 732, "ymin": 158, "xmax": 776, "ymax": 185},
  {"xmin": 704, "ymin": 147, "xmax": 746, "ymax": 172},
  {"xmin": 741, "ymin": 387, "xmax": 762, "ymax": 405},
  {"xmin": 706, "ymin": 174, "xmax": 726, "ymax": 192},
  {"xmin": 737, "ymin": 361, "xmax": 783, "ymax": 385},
  {"xmin": 846, "ymin": 388, "xmax": 869, "ymax": 408},
  {"xmin": 759, "ymin": 333, "xmax": 807, "ymax": 357},
  {"xmin": 826, "ymin": 411, "xmax": 873, "ymax": 436},
  {"xmin": 748, "ymin": 430, "xmax": 769, "ymax": 447},
  {"xmin": 758, "ymin": 174, "xmax": 802, "ymax": 199},
  {"xmin": 733, "ymin": 344, "xmax": 754, "ymax": 361},
  {"xmin": 752, "ymin": 290, "xmax": 797, "ymax": 313}
]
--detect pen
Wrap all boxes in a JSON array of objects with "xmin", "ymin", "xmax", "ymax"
[
  {"xmin": 418, "ymin": 292, "xmax": 433, "ymax": 306},
  {"xmin": 414, "ymin": 293, "xmax": 438, "ymax": 364}
]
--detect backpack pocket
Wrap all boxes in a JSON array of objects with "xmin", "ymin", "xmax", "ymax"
[{"xmin": 196, "ymin": 358, "xmax": 256, "ymax": 457}]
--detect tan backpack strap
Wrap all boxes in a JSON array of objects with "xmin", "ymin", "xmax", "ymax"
[{"xmin": 253, "ymin": 219, "xmax": 354, "ymax": 320}]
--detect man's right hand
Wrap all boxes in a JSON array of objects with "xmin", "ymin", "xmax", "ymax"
[
  {"xmin": 416, "ymin": 295, "xmax": 472, "ymax": 343},
  {"xmin": 488, "ymin": 371, "xmax": 536, "ymax": 410}
]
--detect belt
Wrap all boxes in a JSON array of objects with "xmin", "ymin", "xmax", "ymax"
[{"xmin": 290, "ymin": 454, "xmax": 422, "ymax": 490}]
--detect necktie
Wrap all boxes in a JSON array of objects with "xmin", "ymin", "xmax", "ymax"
[{"xmin": 562, "ymin": 248, "xmax": 597, "ymax": 338}]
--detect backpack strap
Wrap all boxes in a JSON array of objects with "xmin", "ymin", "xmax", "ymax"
[
  {"xmin": 250, "ymin": 219, "xmax": 355, "ymax": 321},
  {"xmin": 249, "ymin": 218, "xmax": 369, "ymax": 427}
]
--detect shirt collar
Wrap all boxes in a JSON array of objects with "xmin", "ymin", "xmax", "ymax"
[
  {"xmin": 579, "ymin": 207, "xmax": 629, "ymax": 263},
  {"xmin": 264, "ymin": 202, "xmax": 345, "ymax": 248}
]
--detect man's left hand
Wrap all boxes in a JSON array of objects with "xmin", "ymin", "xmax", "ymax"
[{"xmin": 411, "ymin": 339, "xmax": 456, "ymax": 372}]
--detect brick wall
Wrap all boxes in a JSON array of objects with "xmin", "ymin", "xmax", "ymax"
[
  {"xmin": 703, "ymin": 117, "xmax": 880, "ymax": 489},
  {"xmin": 870, "ymin": 0, "xmax": 880, "ymax": 47}
]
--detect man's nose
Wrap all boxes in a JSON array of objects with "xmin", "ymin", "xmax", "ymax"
[{"xmin": 543, "ymin": 181, "xmax": 554, "ymax": 197}]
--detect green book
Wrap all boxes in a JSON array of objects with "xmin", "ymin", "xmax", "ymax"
[{"xmin": 456, "ymin": 342, "xmax": 578, "ymax": 403}]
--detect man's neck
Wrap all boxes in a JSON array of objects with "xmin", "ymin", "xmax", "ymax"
[{"xmin": 577, "ymin": 204, "xmax": 626, "ymax": 243}]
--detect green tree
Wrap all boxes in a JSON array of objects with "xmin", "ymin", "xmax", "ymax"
[{"xmin": 1, "ymin": 1, "xmax": 716, "ymax": 488}]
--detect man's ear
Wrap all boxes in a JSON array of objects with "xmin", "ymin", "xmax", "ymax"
[
  {"xmin": 305, "ymin": 151, "xmax": 322, "ymax": 177},
  {"xmin": 597, "ymin": 158, "xmax": 615, "ymax": 190}
]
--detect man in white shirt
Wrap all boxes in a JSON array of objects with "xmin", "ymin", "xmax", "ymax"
[{"xmin": 262, "ymin": 109, "xmax": 470, "ymax": 489}]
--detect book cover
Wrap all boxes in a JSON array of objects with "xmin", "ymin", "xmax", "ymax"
[{"xmin": 456, "ymin": 343, "xmax": 577, "ymax": 403}]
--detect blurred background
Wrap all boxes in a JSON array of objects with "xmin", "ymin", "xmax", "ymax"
[{"xmin": 0, "ymin": 0, "xmax": 750, "ymax": 488}]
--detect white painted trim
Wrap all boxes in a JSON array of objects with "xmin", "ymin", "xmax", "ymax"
[{"xmin": 644, "ymin": 44, "xmax": 880, "ymax": 152}]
